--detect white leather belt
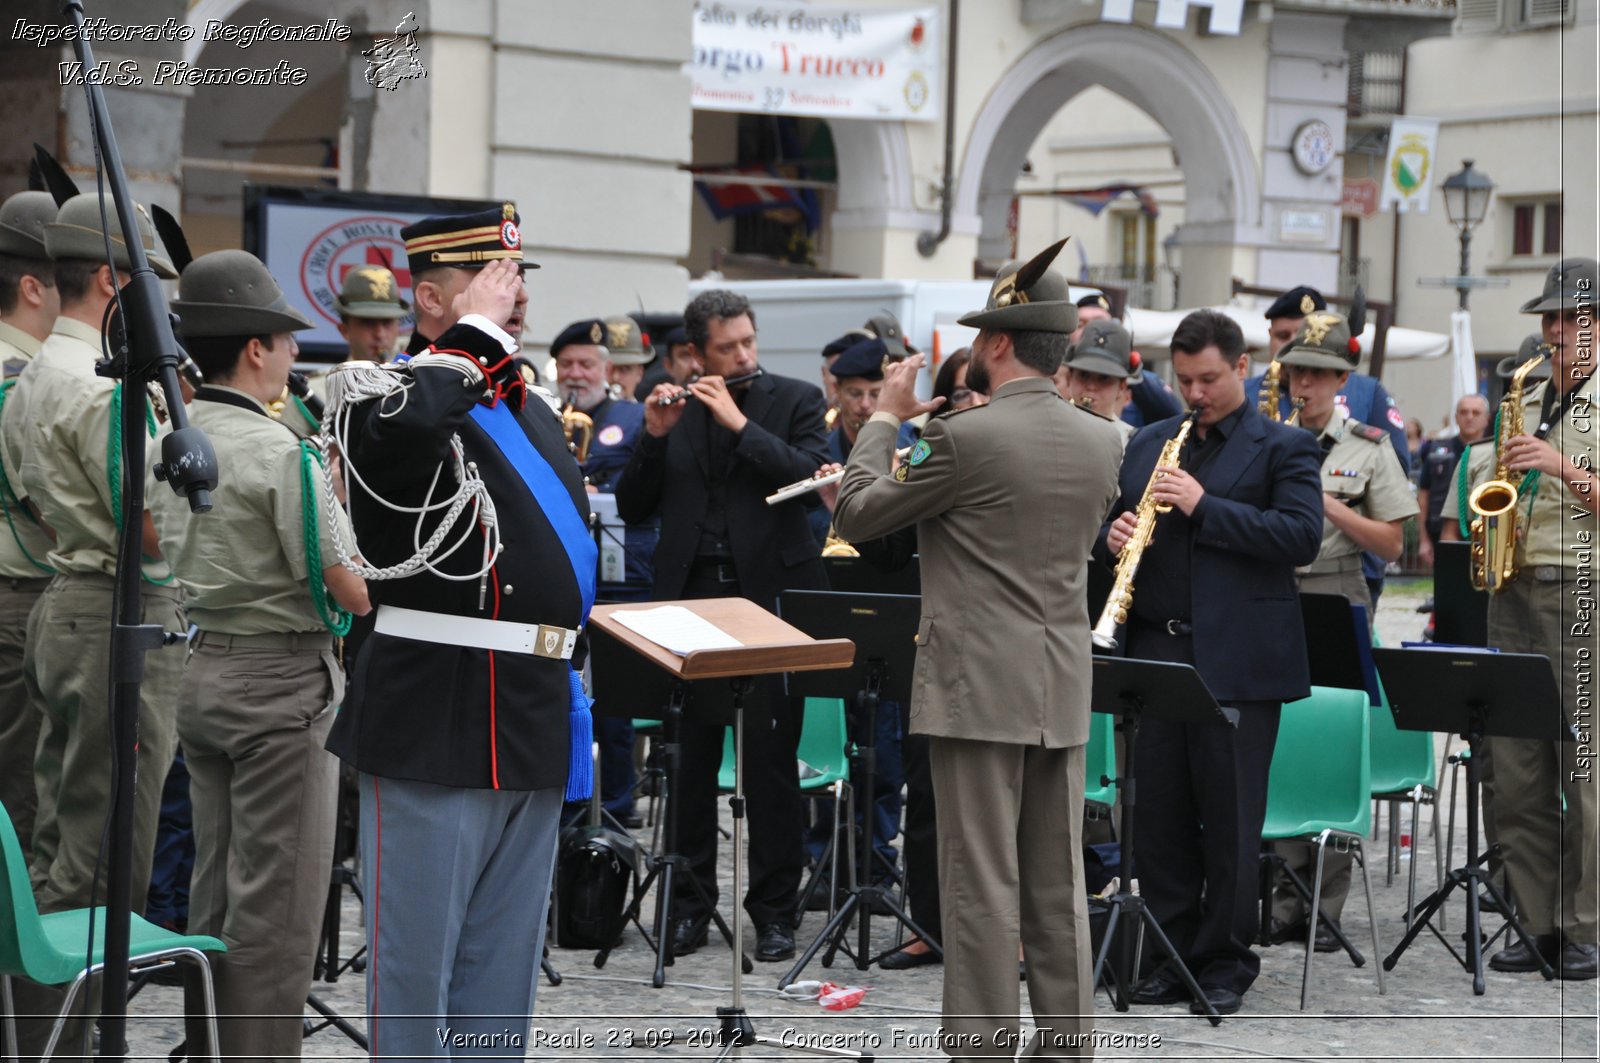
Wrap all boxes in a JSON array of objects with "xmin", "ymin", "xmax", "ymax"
[{"xmin": 374, "ymin": 605, "xmax": 578, "ymax": 660}]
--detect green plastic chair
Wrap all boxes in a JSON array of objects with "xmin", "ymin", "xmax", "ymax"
[
  {"xmin": 1084, "ymin": 712, "xmax": 1117, "ymax": 818},
  {"xmin": 1368, "ymin": 676, "xmax": 1443, "ymax": 930},
  {"xmin": 0, "ymin": 804, "xmax": 227, "ymax": 1062},
  {"xmin": 1261, "ymin": 686, "xmax": 1385, "ymax": 1010}
]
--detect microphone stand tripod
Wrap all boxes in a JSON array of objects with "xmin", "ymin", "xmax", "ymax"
[{"xmin": 59, "ymin": 3, "xmax": 219, "ymax": 1058}]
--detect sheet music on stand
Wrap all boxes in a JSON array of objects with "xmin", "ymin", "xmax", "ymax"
[{"xmin": 611, "ymin": 605, "xmax": 744, "ymax": 655}]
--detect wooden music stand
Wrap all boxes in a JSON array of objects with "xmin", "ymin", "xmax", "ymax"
[{"xmin": 590, "ymin": 600, "xmax": 862, "ymax": 1058}]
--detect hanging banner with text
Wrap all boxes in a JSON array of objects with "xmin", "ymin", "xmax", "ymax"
[
  {"xmin": 1381, "ymin": 117, "xmax": 1440, "ymax": 214},
  {"xmin": 689, "ymin": 1, "xmax": 941, "ymax": 122}
]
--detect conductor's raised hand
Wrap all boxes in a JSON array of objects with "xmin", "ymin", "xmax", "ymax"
[
  {"xmin": 643, "ymin": 382, "xmax": 688, "ymax": 437},
  {"xmin": 453, "ymin": 260, "xmax": 523, "ymax": 334},
  {"xmin": 877, "ymin": 354, "xmax": 944, "ymax": 423}
]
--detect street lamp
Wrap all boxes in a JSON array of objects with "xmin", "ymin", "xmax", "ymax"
[{"xmin": 1440, "ymin": 159, "xmax": 1495, "ymax": 310}]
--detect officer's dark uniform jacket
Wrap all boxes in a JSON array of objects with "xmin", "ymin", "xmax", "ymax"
[{"xmin": 326, "ymin": 324, "xmax": 591, "ymax": 791}]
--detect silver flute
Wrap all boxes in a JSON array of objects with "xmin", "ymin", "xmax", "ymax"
[
  {"xmin": 765, "ymin": 446, "xmax": 913, "ymax": 505},
  {"xmin": 653, "ymin": 368, "xmax": 765, "ymax": 405}
]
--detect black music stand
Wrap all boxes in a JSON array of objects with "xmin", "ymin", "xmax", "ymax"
[
  {"xmin": 1433, "ymin": 541, "xmax": 1489, "ymax": 647},
  {"xmin": 589, "ymin": 624, "xmax": 749, "ymax": 987},
  {"xmin": 1300, "ymin": 593, "xmax": 1375, "ymax": 701},
  {"xmin": 1374, "ymin": 646, "xmax": 1565, "ymax": 993},
  {"xmin": 1086, "ymin": 655, "xmax": 1236, "ymax": 1026},
  {"xmin": 823, "ymin": 554, "xmax": 920, "ymax": 595},
  {"xmin": 775, "ymin": 590, "xmax": 934, "ymax": 988}
]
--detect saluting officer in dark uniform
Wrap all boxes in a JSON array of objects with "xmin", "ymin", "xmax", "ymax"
[{"xmin": 325, "ymin": 206, "xmax": 595, "ymax": 1056}]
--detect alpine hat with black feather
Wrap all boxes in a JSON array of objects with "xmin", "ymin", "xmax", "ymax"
[{"xmin": 957, "ymin": 238, "xmax": 1077, "ymax": 334}]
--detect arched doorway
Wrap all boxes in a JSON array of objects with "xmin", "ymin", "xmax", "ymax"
[{"xmin": 958, "ymin": 23, "xmax": 1259, "ymax": 305}]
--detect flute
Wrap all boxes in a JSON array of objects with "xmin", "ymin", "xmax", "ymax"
[
  {"xmin": 653, "ymin": 368, "xmax": 765, "ymax": 405},
  {"xmin": 766, "ymin": 447, "xmax": 913, "ymax": 506}
]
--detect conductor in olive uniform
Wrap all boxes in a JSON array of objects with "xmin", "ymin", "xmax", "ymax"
[
  {"xmin": 834, "ymin": 240, "xmax": 1123, "ymax": 1060},
  {"xmin": 149, "ymin": 251, "xmax": 372, "ymax": 1059},
  {"xmin": 1268, "ymin": 311, "xmax": 1417, "ymax": 946},
  {"xmin": 325, "ymin": 207, "xmax": 596, "ymax": 1052},
  {"xmin": 0, "ymin": 190, "xmax": 59, "ymax": 863}
]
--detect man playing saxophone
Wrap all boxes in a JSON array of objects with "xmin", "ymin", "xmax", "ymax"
[
  {"xmin": 1448, "ymin": 257, "xmax": 1599, "ymax": 981},
  {"xmin": 1097, "ymin": 309, "xmax": 1323, "ymax": 1017}
]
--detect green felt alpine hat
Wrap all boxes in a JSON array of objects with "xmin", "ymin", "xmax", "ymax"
[
  {"xmin": 958, "ymin": 239, "xmax": 1077, "ymax": 334},
  {"xmin": 171, "ymin": 250, "xmax": 313, "ymax": 338},
  {"xmin": 44, "ymin": 193, "xmax": 177, "ymax": 278}
]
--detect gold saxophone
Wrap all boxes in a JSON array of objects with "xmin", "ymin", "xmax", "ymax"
[
  {"xmin": 561, "ymin": 394, "xmax": 595, "ymax": 464},
  {"xmin": 1467, "ymin": 348, "xmax": 1548, "ymax": 593},
  {"xmin": 822, "ymin": 524, "xmax": 859, "ymax": 557},
  {"xmin": 1259, "ymin": 360, "xmax": 1285, "ymax": 421},
  {"xmin": 1092, "ymin": 409, "xmax": 1199, "ymax": 649}
]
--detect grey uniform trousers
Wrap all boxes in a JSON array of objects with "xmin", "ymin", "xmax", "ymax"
[
  {"xmin": 359, "ymin": 773, "xmax": 563, "ymax": 1062},
  {"xmin": 178, "ymin": 636, "xmax": 343, "ymax": 1063},
  {"xmin": 928, "ymin": 737, "xmax": 1094, "ymax": 1061},
  {"xmin": 0, "ymin": 575, "xmax": 50, "ymax": 862}
]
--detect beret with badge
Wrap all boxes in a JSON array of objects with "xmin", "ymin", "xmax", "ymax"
[
  {"xmin": 829, "ymin": 338, "xmax": 890, "ymax": 382},
  {"xmin": 1275, "ymin": 310, "xmax": 1360, "ymax": 372},
  {"xmin": 1263, "ymin": 285, "xmax": 1326, "ymax": 321},
  {"xmin": 550, "ymin": 318, "xmax": 606, "ymax": 360},
  {"xmin": 1075, "ymin": 293, "xmax": 1112, "ymax": 314},
  {"xmin": 1519, "ymin": 256, "xmax": 1597, "ymax": 314},
  {"xmin": 171, "ymin": 249, "xmax": 314, "ymax": 338},
  {"xmin": 602, "ymin": 314, "xmax": 653, "ymax": 366},
  {"xmin": 335, "ymin": 265, "xmax": 410, "ymax": 320},
  {"xmin": 821, "ymin": 329, "xmax": 874, "ymax": 360},
  {"xmin": 0, "ymin": 191, "xmax": 57, "ymax": 258},
  {"xmin": 401, "ymin": 202, "xmax": 540, "ymax": 277},
  {"xmin": 958, "ymin": 238, "xmax": 1077, "ymax": 334},
  {"xmin": 1065, "ymin": 319, "xmax": 1135, "ymax": 379},
  {"xmin": 45, "ymin": 192, "xmax": 177, "ymax": 279}
]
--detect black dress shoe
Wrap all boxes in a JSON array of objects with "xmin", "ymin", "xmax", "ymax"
[
  {"xmin": 879, "ymin": 944, "xmax": 940, "ymax": 970},
  {"xmin": 618, "ymin": 810, "xmax": 644, "ymax": 829},
  {"xmin": 755, "ymin": 922, "xmax": 796, "ymax": 962},
  {"xmin": 1129, "ymin": 968, "xmax": 1187, "ymax": 1006},
  {"xmin": 1488, "ymin": 934, "xmax": 1559, "ymax": 973},
  {"xmin": 1189, "ymin": 985, "xmax": 1244, "ymax": 1016},
  {"xmin": 1269, "ymin": 917, "xmax": 1309, "ymax": 945},
  {"xmin": 671, "ymin": 915, "xmax": 709, "ymax": 956},
  {"xmin": 1313, "ymin": 918, "xmax": 1343, "ymax": 953},
  {"xmin": 1559, "ymin": 941, "xmax": 1599, "ymax": 980}
]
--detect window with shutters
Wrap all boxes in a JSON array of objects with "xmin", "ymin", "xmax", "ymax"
[
  {"xmin": 1507, "ymin": 198, "xmax": 1562, "ymax": 258},
  {"xmin": 1455, "ymin": 0, "xmax": 1505, "ymax": 33},
  {"xmin": 1520, "ymin": 0, "xmax": 1572, "ymax": 26}
]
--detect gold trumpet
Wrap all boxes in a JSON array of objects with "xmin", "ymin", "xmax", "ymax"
[
  {"xmin": 1092, "ymin": 410, "xmax": 1198, "ymax": 649},
  {"xmin": 1468, "ymin": 347, "xmax": 1547, "ymax": 593},
  {"xmin": 561, "ymin": 394, "xmax": 594, "ymax": 464}
]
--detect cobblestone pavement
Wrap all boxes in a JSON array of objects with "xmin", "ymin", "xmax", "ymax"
[{"xmin": 112, "ymin": 579, "xmax": 1597, "ymax": 1060}]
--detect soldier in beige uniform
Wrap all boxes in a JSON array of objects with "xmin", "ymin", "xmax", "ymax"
[
  {"xmin": 149, "ymin": 250, "xmax": 371, "ymax": 1058},
  {"xmin": 835, "ymin": 240, "xmax": 1123, "ymax": 1061},
  {"xmin": 335, "ymin": 264, "xmax": 409, "ymax": 363},
  {"xmin": 1267, "ymin": 311, "xmax": 1418, "ymax": 945},
  {"xmin": 0, "ymin": 192, "xmax": 186, "ymax": 1049},
  {"xmin": 1456, "ymin": 258, "xmax": 1598, "ymax": 981},
  {"xmin": 1055, "ymin": 318, "xmax": 1138, "ymax": 448},
  {"xmin": 0, "ymin": 190, "xmax": 59, "ymax": 862}
]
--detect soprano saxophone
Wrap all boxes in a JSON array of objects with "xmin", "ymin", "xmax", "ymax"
[
  {"xmin": 1092, "ymin": 410, "xmax": 1198, "ymax": 650},
  {"xmin": 1467, "ymin": 347, "xmax": 1548, "ymax": 593}
]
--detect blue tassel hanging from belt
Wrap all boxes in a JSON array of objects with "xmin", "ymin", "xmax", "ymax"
[{"xmin": 565, "ymin": 667, "xmax": 593, "ymax": 802}]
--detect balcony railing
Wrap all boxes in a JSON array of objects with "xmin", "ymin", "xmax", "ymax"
[{"xmin": 1348, "ymin": 50, "xmax": 1405, "ymax": 118}]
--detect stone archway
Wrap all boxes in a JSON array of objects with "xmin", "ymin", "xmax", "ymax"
[{"xmin": 957, "ymin": 23, "xmax": 1260, "ymax": 303}]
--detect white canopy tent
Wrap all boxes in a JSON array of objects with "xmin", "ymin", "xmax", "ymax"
[{"xmin": 1122, "ymin": 302, "xmax": 1452, "ymax": 362}]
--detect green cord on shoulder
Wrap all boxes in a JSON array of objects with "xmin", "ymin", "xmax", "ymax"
[
  {"xmin": 300, "ymin": 441, "xmax": 353, "ymax": 637},
  {"xmin": 106, "ymin": 383, "xmax": 176, "ymax": 586}
]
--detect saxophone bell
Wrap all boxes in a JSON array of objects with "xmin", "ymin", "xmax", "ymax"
[{"xmin": 1468, "ymin": 349, "xmax": 1547, "ymax": 593}]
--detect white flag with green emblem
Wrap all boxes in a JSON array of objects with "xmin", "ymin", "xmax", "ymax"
[{"xmin": 1380, "ymin": 117, "xmax": 1440, "ymax": 214}]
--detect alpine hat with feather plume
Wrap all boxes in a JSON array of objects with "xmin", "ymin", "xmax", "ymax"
[{"xmin": 958, "ymin": 238, "xmax": 1077, "ymax": 333}]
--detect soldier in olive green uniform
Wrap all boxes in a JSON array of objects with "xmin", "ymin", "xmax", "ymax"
[
  {"xmin": 0, "ymin": 190, "xmax": 59, "ymax": 862},
  {"xmin": 0, "ymin": 191, "xmax": 186, "ymax": 1049},
  {"xmin": 150, "ymin": 250, "xmax": 371, "ymax": 1058},
  {"xmin": 1456, "ymin": 258, "xmax": 1599, "ymax": 981},
  {"xmin": 1267, "ymin": 311, "xmax": 1418, "ymax": 945},
  {"xmin": 336, "ymin": 264, "xmax": 409, "ymax": 364}
]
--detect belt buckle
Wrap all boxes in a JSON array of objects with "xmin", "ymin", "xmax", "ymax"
[
  {"xmin": 718, "ymin": 563, "xmax": 737, "ymax": 583},
  {"xmin": 533, "ymin": 624, "xmax": 576, "ymax": 660}
]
